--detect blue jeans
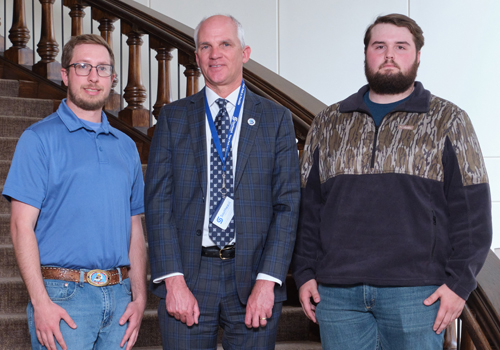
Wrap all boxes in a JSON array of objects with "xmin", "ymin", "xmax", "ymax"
[
  {"xmin": 27, "ymin": 274, "xmax": 132, "ymax": 350},
  {"xmin": 316, "ymin": 284, "xmax": 444, "ymax": 350}
]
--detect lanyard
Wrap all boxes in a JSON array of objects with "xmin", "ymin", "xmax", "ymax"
[{"xmin": 204, "ymin": 81, "xmax": 246, "ymax": 172}]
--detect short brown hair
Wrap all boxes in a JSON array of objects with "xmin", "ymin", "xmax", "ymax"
[
  {"xmin": 364, "ymin": 14, "xmax": 424, "ymax": 53},
  {"xmin": 61, "ymin": 34, "xmax": 115, "ymax": 74}
]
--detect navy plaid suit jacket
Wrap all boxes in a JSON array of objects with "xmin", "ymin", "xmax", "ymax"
[{"xmin": 145, "ymin": 87, "xmax": 300, "ymax": 304}]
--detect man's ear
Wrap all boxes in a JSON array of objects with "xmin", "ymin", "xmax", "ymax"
[
  {"xmin": 61, "ymin": 67, "xmax": 69, "ymax": 87},
  {"xmin": 242, "ymin": 45, "xmax": 251, "ymax": 64}
]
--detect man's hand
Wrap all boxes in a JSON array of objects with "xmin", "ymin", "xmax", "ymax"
[
  {"xmin": 245, "ymin": 280, "xmax": 275, "ymax": 328},
  {"xmin": 298, "ymin": 279, "xmax": 320, "ymax": 324},
  {"xmin": 424, "ymin": 284, "xmax": 465, "ymax": 334},
  {"xmin": 164, "ymin": 276, "xmax": 200, "ymax": 326},
  {"xmin": 34, "ymin": 300, "xmax": 76, "ymax": 350},
  {"xmin": 119, "ymin": 298, "xmax": 146, "ymax": 349}
]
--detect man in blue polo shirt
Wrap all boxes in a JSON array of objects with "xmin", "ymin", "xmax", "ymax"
[{"xmin": 3, "ymin": 34, "xmax": 146, "ymax": 350}]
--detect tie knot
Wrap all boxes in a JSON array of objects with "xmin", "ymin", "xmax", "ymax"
[{"xmin": 216, "ymin": 98, "xmax": 227, "ymax": 110}]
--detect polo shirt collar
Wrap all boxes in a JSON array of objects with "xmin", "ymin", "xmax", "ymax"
[{"xmin": 57, "ymin": 99, "xmax": 118, "ymax": 137}]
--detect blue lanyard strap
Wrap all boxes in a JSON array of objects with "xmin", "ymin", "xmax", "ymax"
[{"xmin": 204, "ymin": 81, "xmax": 246, "ymax": 172}]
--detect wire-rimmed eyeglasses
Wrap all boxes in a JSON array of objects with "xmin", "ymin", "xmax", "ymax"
[{"xmin": 66, "ymin": 63, "xmax": 114, "ymax": 77}]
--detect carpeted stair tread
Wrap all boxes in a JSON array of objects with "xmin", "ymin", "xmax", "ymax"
[
  {"xmin": 0, "ymin": 188, "xmax": 10, "ymax": 215},
  {"xmin": 0, "ymin": 244, "xmax": 19, "ymax": 277},
  {"xmin": 0, "ymin": 115, "xmax": 43, "ymax": 138},
  {"xmin": 0, "ymin": 137, "xmax": 20, "ymax": 161},
  {"xmin": 0, "ymin": 96, "xmax": 54, "ymax": 119},
  {"xmin": 0, "ymin": 276, "xmax": 28, "ymax": 313},
  {"xmin": 0, "ymin": 160, "xmax": 12, "ymax": 181},
  {"xmin": 0, "ymin": 313, "xmax": 30, "ymax": 349},
  {"xmin": 0, "ymin": 79, "xmax": 19, "ymax": 97},
  {"xmin": 0, "ymin": 214, "xmax": 10, "ymax": 244}
]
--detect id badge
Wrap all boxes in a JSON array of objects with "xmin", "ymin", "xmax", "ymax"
[{"xmin": 210, "ymin": 196, "xmax": 234, "ymax": 230}]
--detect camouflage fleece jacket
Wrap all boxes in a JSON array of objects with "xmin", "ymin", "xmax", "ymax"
[{"xmin": 292, "ymin": 82, "xmax": 492, "ymax": 300}]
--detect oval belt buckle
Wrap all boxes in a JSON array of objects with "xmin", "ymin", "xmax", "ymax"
[
  {"xmin": 87, "ymin": 269, "xmax": 110, "ymax": 287},
  {"xmin": 219, "ymin": 246, "xmax": 232, "ymax": 260}
]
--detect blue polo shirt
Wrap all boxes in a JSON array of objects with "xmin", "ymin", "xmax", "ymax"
[{"xmin": 3, "ymin": 99, "xmax": 144, "ymax": 270}]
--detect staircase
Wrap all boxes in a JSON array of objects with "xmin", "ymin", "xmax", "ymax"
[{"xmin": 0, "ymin": 75, "xmax": 320, "ymax": 349}]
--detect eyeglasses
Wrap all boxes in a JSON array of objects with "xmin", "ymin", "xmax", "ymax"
[{"xmin": 66, "ymin": 63, "xmax": 114, "ymax": 77}]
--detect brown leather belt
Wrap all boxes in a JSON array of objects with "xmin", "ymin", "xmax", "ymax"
[
  {"xmin": 201, "ymin": 245, "xmax": 235, "ymax": 260},
  {"xmin": 41, "ymin": 266, "xmax": 128, "ymax": 287}
]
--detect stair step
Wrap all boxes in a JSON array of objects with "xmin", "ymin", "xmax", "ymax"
[
  {"xmin": 0, "ymin": 214, "xmax": 10, "ymax": 245},
  {"xmin": 0, "ymin": 277, "xmax": 28, "ymax": 313},
  {"xmin": 0, "ymin": 137, "xmax": 20, "ymax": 161},
  {"xmin": 0, "ymin": 96, "xmax": 54, "ymax": 119},
  {"xmin": 0, "ymin": 191, "xmax": 10, "ymax": 215},
  {"xmin": 0, "ymin": 244, "xmax": 19, "ymax": 278},
  {"xmin": 0, "ymin": 79, "xmax": 19, "ymax": 97},
  {"xmin": 0, "ymin": 160, "xmax": 12, "ymax": 182},
  {"xmin": 0, "ymin": 313, "xmax": 30, "ymax": 350},
  {"xmin": 0, "ymin": 115, "xmax": 42, "ymax": 138}
]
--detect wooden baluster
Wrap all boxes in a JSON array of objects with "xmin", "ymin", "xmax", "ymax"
[
  {"xmin": 118, "ymin": 23, "xmax": 149, "ymax": 127},
  {"xmin": 443, "ymin": 323, "xmax": 458, "ymax": 350},
  {"xmin": 148, "ymin": 37, "xmax": 173, "ymax": 137},
  {"xmin": 178, "ymin": 50, "xmax": 200, "ymax": 97},
  {"xmin": 63, "ymin": 0, "xmax": 87, "ymax": 37},
  {"xmin": 32, "ymin": 0, "xmax": 60, "ymax": 80},
  {"xmin": 5, "ymin": 0, "xmax": 33, "ymax": 65},
  {"xmin": 92, "ymin": 9, "xmax": 120, "ymax": 111}
]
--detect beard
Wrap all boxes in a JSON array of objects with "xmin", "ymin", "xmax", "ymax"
[
  {"xmin": 67, "ymin": 77, "xmax": 109, "ymax": 111},
  {"xmin": 365, "ymin": 58, "xmax": 419, "ymax": 95}
]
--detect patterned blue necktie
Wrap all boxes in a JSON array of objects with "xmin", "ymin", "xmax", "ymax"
[{"xmin": 209, "ymin": 98, "xmax": 235, "ymax": 248}]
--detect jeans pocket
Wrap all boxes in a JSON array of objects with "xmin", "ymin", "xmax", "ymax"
[
  {"xmin": 121, "ymin": 278, "xmax": 132, "ymax": 296},
  {"xmin": 44, "ymin": 279, "xmax": 78, "ymax": 301}
]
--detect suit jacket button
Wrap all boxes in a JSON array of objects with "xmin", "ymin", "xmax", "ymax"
[{"xmin": 196, "ymin": 230, "xmax": 202, "ymax": 236}]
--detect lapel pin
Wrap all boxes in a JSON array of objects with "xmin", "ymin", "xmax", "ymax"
[{"xmin": 248, "ymin": 118, "xmax": 256, "ymax": 126}]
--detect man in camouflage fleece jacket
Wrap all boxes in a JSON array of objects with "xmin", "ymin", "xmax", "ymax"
[{"xmin": 292, "ymin": 13, "xmax": 492, "ymax": 350}]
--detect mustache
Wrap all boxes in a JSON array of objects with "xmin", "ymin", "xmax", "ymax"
[
  {"xmin": 82, "ymin": 84, "xmax": 103, "ymax": 90},
  {"xmin": 379, "ymin": 60, "xmax": 401, "ymax": 70}
]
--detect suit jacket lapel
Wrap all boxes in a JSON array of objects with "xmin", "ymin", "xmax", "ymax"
[
  {"xmin": 235, "ymin": 90, "xmax": 261, "ymax": 189},
  {"xmin": 188, "ymin": 89, "xmax": 207, "ymax": 198}
]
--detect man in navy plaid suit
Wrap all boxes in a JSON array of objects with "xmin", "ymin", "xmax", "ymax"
[{"xmin": 145, "ymin": 14, "xmax": 300, "ymax": 349}]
